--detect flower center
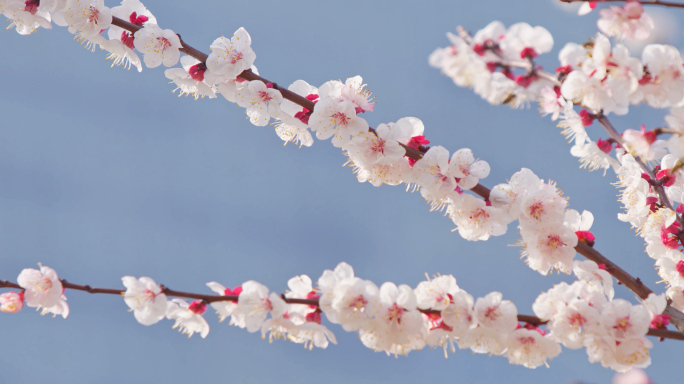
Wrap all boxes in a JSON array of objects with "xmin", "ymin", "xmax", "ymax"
[
  {"xmin": 258, "ymin": 90, "xmax": 273, "ymax": 103},
  {"xmin": 614, "ymin": 316, "xmax": 632, "ymax": 333},
  {"xmin": 349, "ymin": 295, "xmax": 368, "ymax": 312},
  {"xmin": 331, "ymin": 112, "xmax": 350, "ymax": 127},
  {"xmin": 469, "ymin": 208, "xmax": 489, "ymax": 223},
  {"xmin": 33, "ymin": 276, "xmax": 53, "ymax": 293},
  {"xmin": 484, "ymin": 306, "xmax": 500, "ymax": 321},
  {"xmin": 229, "ymin": 50, "xmax": 243, "ymax": 64},
  {"xmin": 370, "ymin": 138, "xmax": 385, "ymax": 154},
  {"xmin": 156, "ymin": 36, "xmax": 172, "ymax": 52},
  {"xmin": 142, "ymin": 288, "xmax": 156, "ymax": 303},
  {"xmin": 545, "ymin": 234, "xmax": 566, "ymax": 250},
  {"xmin": 387, "ymin": 303, "xmax": 404, "ymax": 323},
  {"xmin": 87, "ymin": 6, "xmax": 100, "ymax": 24},
  {"xmin": 568, "ymin": 312, "xmax": 586, "ymax": 327},
  {"xmin": 528, "ymin": 202, "xmax": 545, "ymax": 220}
]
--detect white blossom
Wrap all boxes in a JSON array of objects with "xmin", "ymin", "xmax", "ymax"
[
  {"xmin": 133, "ymin": 23, "xmax": 182, "ymax": 68},
  {"xmin": 122, "ymin": 276, "xmax": 167, "ymax": 325}
]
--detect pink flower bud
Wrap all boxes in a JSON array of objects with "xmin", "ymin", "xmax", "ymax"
[
  {"xmin": 650, "ymin": 314, "xmax": 670, "ymax": 329},
  {"xmin": 305, "ymin": 311, "xmax": 322, "ymax": 324},
  {"xmin": 578, "ymin": 109, "xmax": 594, "ymax": 127},
  {"xmin": 188, "ymin": 300, "xmax": 207, "ymax": 315},
  {"xmin": 624, "ymin": 0, "xmax": 644, "ymax": 20},
  {"xmin": 520, "ymin": 47, "xmax": 537, "ymax": 59},
  {"xmin": 575, "ymin": 230, "xmax": 595, "ymax": 247},
  {"xmin": 188, "ymin": 64, "xmax": 205, "ymax": 82},
  {"xmin": 657, "ymin": 168, "xmax": 676, "ymax": 187},
  {"xmin": 677, "ymin": 260, "xmax": 684, "ymax": 278},
  {"xmin": 0, "ymin": 291, "xmax": 24, "ymax": 313},
  {"xmin": 597, "ymin": 138, "xmax": 613, "ymax": 154}
]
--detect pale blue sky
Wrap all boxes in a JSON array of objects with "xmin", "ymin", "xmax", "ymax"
[{"xmin": 1, "ymin": 1, "xmax": 682, "ymax": 383}]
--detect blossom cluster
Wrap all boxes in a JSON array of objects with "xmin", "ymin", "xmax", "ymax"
[
  {"xmin": 1, "ymin": 265, "xmax": 68, "ymax": 317},
  {"xmin": 534, "ymin": 259, "xmax": 667, "ymax": 372},
  {"xmin": 491, "ymin": 169, "xmax": 592, "ymax": 275},
  {"xmin": 429, "ymin": 21, "xmax": 555, "ymax": 109},
  {"xmin": 1, "ymin": 0, "xmax": 608, "ymax": 280},
  {"xmin": 2, "ymin": 261, "xmax": 673, "ymax": 372},
  {"xmin": 3, "ymin": 0, "xmax": 684, "ymax": 375},
  {"xmin": 577, "ymin": 1, "xmax": 654, "ymax": 41},
  {"xmin": 431, "ymin": 18, "xmax": 684, "ymax": 289}
]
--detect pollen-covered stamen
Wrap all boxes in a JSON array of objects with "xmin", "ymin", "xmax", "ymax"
[
  {"xmin": 229, "ymin": 50, "xmax": 243, "ymax": 64},
  {"xmin": 613, "ymin": 316, "xmax": 632, "ymax": 333},
  {"xmin": 545, "ymin": 234, "xmax": 566, "ymax": 249},
  {"xmin": 262, "ymin": 298, "xmax": 273, "ymax": 312},
  {"xmin": 348, "ymin": 295, "xmax": 368, "ymax": 312},
  {"xmin": 484, "ymin": 306, "xmax": 500, "ymax": 321},
  {"xmin": 568, "ymin": 312, "xmax": 587, "ymax": 327},
  {"xmin": 370, "ymin": 138, "xmax": 386, "ymax": 154},
  {"xmin": 331, "ymin": 112, "xmax": 350, "ymax": 127},
  {"xmin": 528, "ymin": 202, "xmax": 545, "ymax": 220},
  {"xmin": 387, "ymin": 303, "xmax": 405, "ymax": 324},
  {"xmin": 518, "ymin": 335, "xmax": 536, "ymax": 345},
  {"xmin": 86, "ymin": 6, "xmax": 101, "ymax": 25},
  {"xmin": 30, "ymin": 276, "xmax": 54, "ymax": 295},
  {"xmin": 469, "ymin": 208, "xmax": 490, "ymax": 225},
  {"xmin": 257, "ymin": 90, "xmax": 273, "ymax": 103},
  {"xmin": 142, "ymin": 288, "xmax": 157, "ymax": 303},
  {"xmin": 155, "ymin": 36, "xmax": 172, "ymax": 52},
  {"xmin": 23, "ymin": 0, "xmax": 39, "ymax": 15}
]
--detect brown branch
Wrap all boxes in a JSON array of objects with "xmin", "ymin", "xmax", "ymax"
[
  {"xmin": 2, "ymin": 279, "xmax": 682, "ymax": 341},
  {"xmin": 560, "ymin": 0, "xmax": 684, "ymax": 9}
]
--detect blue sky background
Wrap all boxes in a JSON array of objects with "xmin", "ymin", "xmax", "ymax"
[{"xmin": 1, "ymin": 0, "xmax": 682, "ymax": 382}]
